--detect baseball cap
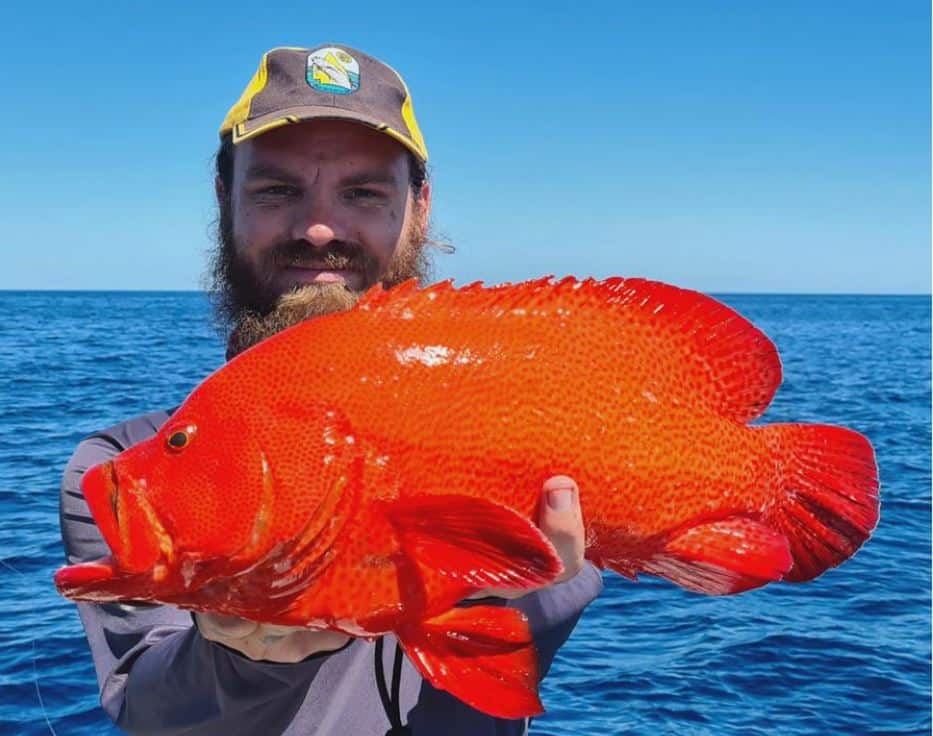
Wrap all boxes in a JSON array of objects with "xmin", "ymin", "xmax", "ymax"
[{"xmin": 219, "ymin": 45, "xmax": 428, "ymax": 162}]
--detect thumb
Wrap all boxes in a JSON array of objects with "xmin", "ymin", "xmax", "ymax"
[{"xmin": 539, "ymin": 475, "xmax": 585, "ymax": 583}]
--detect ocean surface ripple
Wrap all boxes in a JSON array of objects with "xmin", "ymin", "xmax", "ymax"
[{"xmin": 0, "ymin": 291, "xmax": 929, "ymax": 735}]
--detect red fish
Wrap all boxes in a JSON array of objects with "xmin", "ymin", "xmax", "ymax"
[{"xmin": 55, "ymin": 277, "xmax": 879, "ymax": 718}]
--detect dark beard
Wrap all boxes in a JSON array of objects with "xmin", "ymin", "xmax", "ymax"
[{"xmin": 208, "ymin": 193, "xmax": 432, "ymax": 359}]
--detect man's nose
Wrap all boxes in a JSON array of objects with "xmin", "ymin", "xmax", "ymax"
[
  {"xmin": 303, "ymin": 223, "xmax": 336, "ymax": 247},
  {"xmin": 291, "ymin": 192, "xmax": 342, "ymax": 246}
]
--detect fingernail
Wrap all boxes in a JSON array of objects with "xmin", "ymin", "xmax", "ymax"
[{"xmin": 547, "ymin": 488, "xmax": 573, "ymax": 511}]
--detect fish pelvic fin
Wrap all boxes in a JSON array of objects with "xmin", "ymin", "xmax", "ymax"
[
  {"xmin": 761, "ymin": 423, "xmax": 880, "ymax": 582},
  {"xmin": 639, "ymin": 517, "xmax": 793, "ymax": 595},
  {"xmin": 396, "ymin": 605, "xmax": 543, "ymax": 718},
  {"xmin": 385, "ymin": 494, "xmax": 563, "ymax": 607}
]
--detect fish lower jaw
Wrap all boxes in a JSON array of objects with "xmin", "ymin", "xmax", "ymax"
[
  {"xmin": 54, "ymin": 558, "xmax": 115, "ymax": 592},
  {"xmin": 54, "ymin": 558, "xmax": 152, "ymax": 605}
]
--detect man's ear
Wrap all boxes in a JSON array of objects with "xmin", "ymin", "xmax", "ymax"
[
  {"xmin": 215, "ymin": 176, "xmax": 227, "ymax": 206},
  {"xmin": 416, "ymin": 181, "xmax": 432, "ymax": 231}
]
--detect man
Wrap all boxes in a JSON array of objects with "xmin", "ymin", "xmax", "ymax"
[{"xmin": 60, "ymin": 44, "xmax": 603, "ymax": 735}]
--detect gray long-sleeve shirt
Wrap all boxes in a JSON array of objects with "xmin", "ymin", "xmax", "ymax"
[{"xmin": 60, "ymin": 409, "xmax": 603, "ymax": 735}]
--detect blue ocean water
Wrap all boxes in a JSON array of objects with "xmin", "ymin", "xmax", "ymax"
[{"xmin": 0, "ymin": 291, "xmax": 929, "ymax": 735}]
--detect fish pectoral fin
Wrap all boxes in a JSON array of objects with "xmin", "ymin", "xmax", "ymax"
[
  {"xmin": 385, "ymin": 494, "xmax": 563, "ymax": 593},
  {"xmin": 643, "ymin": 517, "xmax": 793, "ymax": 595},
  {"xmin": 396, "ymin": 605, "xmax": 543, "ymax": 719}
]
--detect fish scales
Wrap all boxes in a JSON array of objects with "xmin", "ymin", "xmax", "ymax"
[{"xmin": 263, "ymin": 279, "xmax": 781, "ymax": 538}]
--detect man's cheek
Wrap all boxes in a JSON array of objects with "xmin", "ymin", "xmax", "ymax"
[{"xmin": 234, "ymin": 218, "xmax": 276, "ymax": 267}]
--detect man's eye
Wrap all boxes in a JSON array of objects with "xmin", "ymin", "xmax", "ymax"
[
  {"xmin": 257, "ymin": 185, "xmax": 299, "ymax": 197},
  {"xmin": 344, "ymin": 188, "xmax": 384, "ymax": 202}
]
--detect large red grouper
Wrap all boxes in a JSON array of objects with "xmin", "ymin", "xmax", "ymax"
[{"xmin": 55, "ymin": 277, "xmax": 879, "ymax": 718}]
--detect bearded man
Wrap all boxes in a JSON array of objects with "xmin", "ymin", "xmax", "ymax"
[{"xmin": 60, "ymin": 44, "xmax": 603, "ymax": 736}]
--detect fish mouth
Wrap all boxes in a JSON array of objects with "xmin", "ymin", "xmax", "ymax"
[
  {"xmin": 82, "ymin": 460, "xmax": 123, "ymax": 560},
  {"xmin": 81, "ymin": 459, "xmax": 164, "ymax": 574},
  {"xmin": 56, "ymin": 459, "xmax": 174, "ymax": 604},
  {"xmin": 54, "ymin": 461, "xmax": 127, "ymax": 601}
]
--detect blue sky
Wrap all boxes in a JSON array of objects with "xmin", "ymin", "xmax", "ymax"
[{"xmin": 1, "ymin": 1, "xmax": 928, "ymax": 293}]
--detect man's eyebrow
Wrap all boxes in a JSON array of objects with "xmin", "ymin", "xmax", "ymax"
[
  {"xmin": 338, "ymin": 170, "xmax": 399, "ymax": 188},
  {"xmin": 243, "ymin": 164, "xmax": 303, "ymax": 184}
]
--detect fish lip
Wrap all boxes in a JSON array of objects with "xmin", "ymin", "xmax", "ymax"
[{"xmin": 82, "ymin": 460, "xmax": 124, "ymax": 562}]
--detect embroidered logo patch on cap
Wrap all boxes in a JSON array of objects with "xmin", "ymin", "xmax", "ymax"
[{"xmin": 306, "ymin": 47, "xmax": 361, "ymax": 94}]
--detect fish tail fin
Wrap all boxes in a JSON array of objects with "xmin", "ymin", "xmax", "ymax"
[
  {"xmin": 396, "ymin": 605, "xmax": 543, "ymax": 718},
  {"xmin": 607, "ymin": 423, "xmax": 878, "ymax": 596},
  {"xmin": 761, "ymin": 423, "xmax": 879, "ymax": 582}
]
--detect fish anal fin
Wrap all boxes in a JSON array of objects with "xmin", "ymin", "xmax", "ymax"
[
  {"xmin": 385, "ymin": 494, "xmax": 563, "ymax": 599},
  {"xmin": 396, "ymin": 605, "xmax": 543, "ymax": 718},
  {"xmin": 644, "ymin": 517, "xmax": 793, "ymax": 595}
]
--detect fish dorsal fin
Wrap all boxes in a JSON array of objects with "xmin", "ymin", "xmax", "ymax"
[
  {"xmin": 356, "ymin": 278, "xmax": 421, "ymax": 310},
  {"xmin": 355, "ymin": 276, "xmax": 781, "ymax": 422},
  {"xmin": 597, "ymin": 277, "xmax": 782, "ymax": 421}
]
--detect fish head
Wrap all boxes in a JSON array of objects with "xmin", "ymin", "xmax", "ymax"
[
  {"xmin": 76, "ymin": 394, "xmax": 274, "ymax": 586},
  {"xmin": 58, "ymin": 372, "xmax": 369, "ymax": 606}
]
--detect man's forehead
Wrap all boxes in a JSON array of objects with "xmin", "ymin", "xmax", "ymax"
[{"xmin": 236, "ymin": 120, "xmax": 409, "ymax": 172}]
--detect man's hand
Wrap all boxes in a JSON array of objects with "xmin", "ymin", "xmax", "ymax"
[
  {"xmin": 470, "ymin": 475, "xmax": 587, "ymax": 600},
  {"xmin": 195, "ymin": 613, "xmax": 349, "ymax": 663}
]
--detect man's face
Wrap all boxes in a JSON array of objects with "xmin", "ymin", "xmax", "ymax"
[{"xmin": 211, "ymin": 119, "xmax": 432, "ymax": 354}]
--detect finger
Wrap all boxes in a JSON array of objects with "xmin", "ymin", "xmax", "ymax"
[
  {"xmin": 259, "ymin": 623, "xmax": 308, "ymax": 637},
  {"xmin": 539, "ymin": 476, "xmax": 585, "ymax": 582},
  {"xmin": 196, "ymin": 612, "xmax": 260, "ymax": 642},
  {"xmin": 261, "ymin": 630, "xmax": 351, "ymax": 663},
  {"xmin": 539, "ymin": 475, "xmax": 582, "ymax": 532},
  {"xmin": 464, "ymin": 477, "xmax": 587, "ymax": 601}
]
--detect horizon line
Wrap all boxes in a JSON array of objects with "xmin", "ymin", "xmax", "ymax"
[{"xmin": 0, "ymin": 288, "xmax": 929, "ymax": 298}]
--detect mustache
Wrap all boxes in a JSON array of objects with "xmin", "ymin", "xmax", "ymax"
[{"xmin": 269, "ymin": 240, "xmax": 372, "ymax": 273}]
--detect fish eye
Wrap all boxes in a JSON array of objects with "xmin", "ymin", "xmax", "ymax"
[{"xmin": 166, "ymin": 425, "xmax": 196, "ymax": 452}]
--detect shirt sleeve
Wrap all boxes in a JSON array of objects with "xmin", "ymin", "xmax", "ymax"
[
  {"xmin": 513, "ymin": 561, "xmax": 603, "ymax": 679},
  {"xmin": 60, "ymin": 423, "xmax": 329, "ymax": 736}
]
